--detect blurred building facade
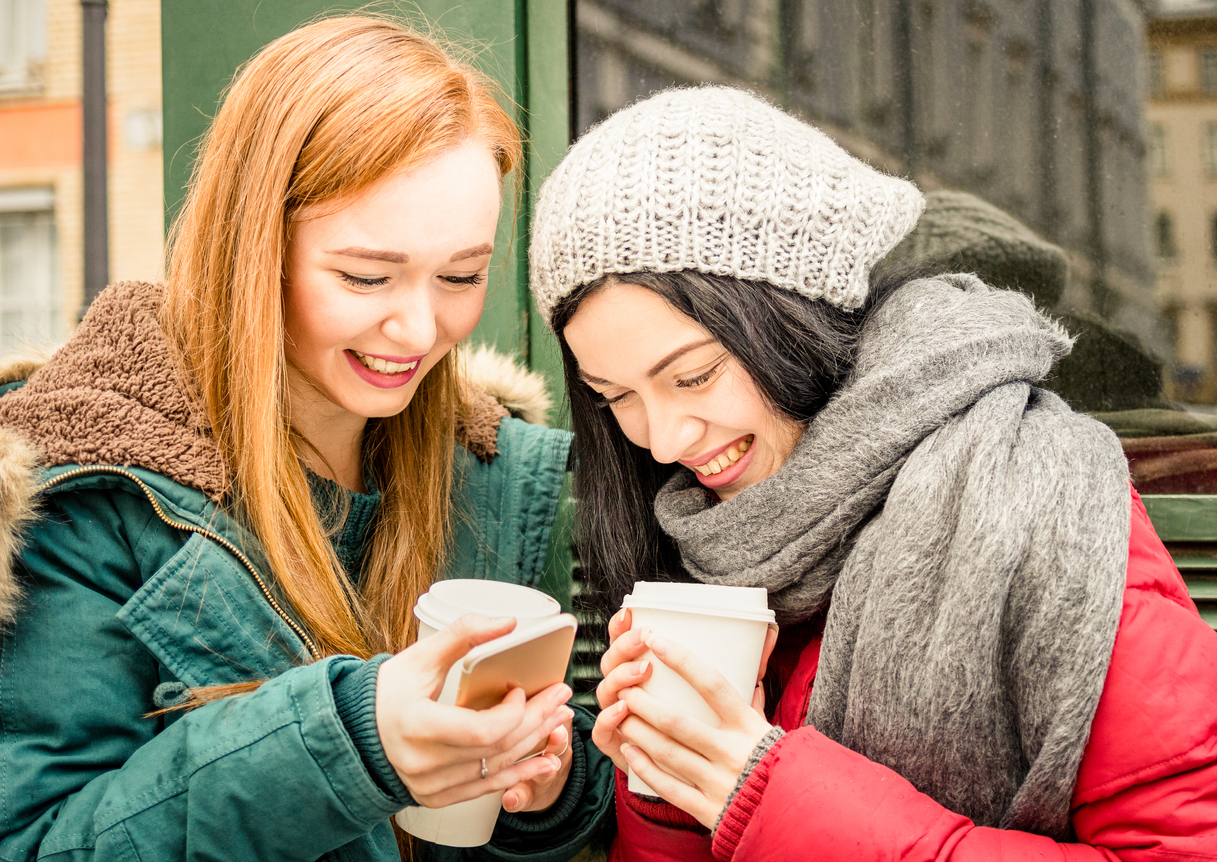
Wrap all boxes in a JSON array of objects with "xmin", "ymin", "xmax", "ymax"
[
  {"xmin": 575, "ymin": 0, "xmax": 1158, "ymax": 355},
  {"xmin": 0, "ymin": 0, "xmax": 162, "ymax": 353},
  {"xmin": 1148, "ymin": 0, "xmax": 1217, "ymax": 401}
]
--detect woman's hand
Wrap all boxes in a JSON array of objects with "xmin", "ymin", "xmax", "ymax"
[
  {"xmin": 501, "ymin": 717, "xmax": 575, "ymax": 813},
  {"xmin": 592, "ymin": 608, "xmax": 654, "ymax": 772},
  {"xmin": 598, "ymin": 629, "xmax": 779, "ymax": 829},
  {"xmin": 375, "ymin": 614, "xmax": 574, "ymax": 809}
]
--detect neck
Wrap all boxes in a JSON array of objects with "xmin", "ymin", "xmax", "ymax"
[{"xmin": 287, "ymin": 376, "xmax": 368, "ymax": 493}]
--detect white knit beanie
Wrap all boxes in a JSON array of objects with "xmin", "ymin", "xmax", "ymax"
[{"xmin": 529, "ymin": 86, "xmax": 926, "ymax": 325}]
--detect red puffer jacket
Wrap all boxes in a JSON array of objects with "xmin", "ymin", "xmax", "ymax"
[{"xmin": 610, "ymin": 487, "xmax": 1217, "ymax": 861}]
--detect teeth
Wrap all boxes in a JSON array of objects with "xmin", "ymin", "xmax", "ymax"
[
  {"xmin": 691, "ymin": 436, "xmax": 756, "ymax": 478},
  {"xmin": 353, "ymin": 351, "xmax": 418, "ymax": 374}
]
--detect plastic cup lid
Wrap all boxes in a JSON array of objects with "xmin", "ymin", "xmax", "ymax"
[
  {"xmin": 621, "ymin": 581, "xmax": 775, "ymax": 624},
  {"xmin": 414, "ymin": 579, "xmax": 561, "ymax": 630}
]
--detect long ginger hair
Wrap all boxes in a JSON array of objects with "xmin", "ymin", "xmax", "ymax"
[{"xmin": 162, "ymin": 17, "xmax": 521, "ymax": 665}]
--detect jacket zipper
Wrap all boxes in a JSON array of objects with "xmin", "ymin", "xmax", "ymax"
[{"xmin": 38, "ymin": 465, "xmax": 320, "ymax": 660}]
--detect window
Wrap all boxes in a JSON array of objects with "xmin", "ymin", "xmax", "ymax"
[
  {"xmin": 1205, "ymin": 122, "xmax": 1217, "ymax": 178},
  {"xmin": 1149, "ymin": 123, "xmax": 1167, "ymax": 176},
  {"xmin": 0, "ymin": 0, "xmax": 46, "ymax": 93},
  {"xmin": 1156, "ymin": 211, "xmax": 1177, "ymax": 260},
  {"xmin": 0, "ymin": 188, "xmax": 59, "ymax": 351},
  {"xmin": 1203, "ymin": 47, "xmax": 1217, "ymax": 96},
  {"xmin": 1148, "ymin": 48, "xmax": 1164, "ymax": 97}
]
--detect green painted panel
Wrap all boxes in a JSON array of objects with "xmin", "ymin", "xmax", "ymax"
[
  {"xmin": 1140, "ymin": 495, "xmax": 1217, "ymax": 542},
  {"xmin": 161, "ymin": 0, "xmax": 571, "ymax": 384}
]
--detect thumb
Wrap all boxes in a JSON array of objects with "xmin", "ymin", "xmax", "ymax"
[{"xmin": 413, "ymin": 614, "xmax": 517, "ymax": 696}]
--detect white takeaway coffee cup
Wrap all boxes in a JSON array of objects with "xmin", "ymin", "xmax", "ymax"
[
  {"xmin": 395, "ymin": 579, "xmax": 562, "ymax": 847},
  {"xmin": 620, "ymin": 581, "xmax": 775, "ymax": 796}
]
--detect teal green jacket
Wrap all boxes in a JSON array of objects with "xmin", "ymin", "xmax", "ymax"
[
  {"xmin": 0, "ymin": 281, "xmax": 612, "ymax": 862},
  {"xmin": 0, "ymin": 418, "xmax": 613, "ymax": 862}
]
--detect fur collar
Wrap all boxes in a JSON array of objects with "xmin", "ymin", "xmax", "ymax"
[{"xmin": 0, "ymin": 280, "xmax": 555, "ymax": 624}]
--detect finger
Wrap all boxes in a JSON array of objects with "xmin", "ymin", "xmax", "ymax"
[
  {"xmin": 409, "ymin": 614, "xmax": 518, "ymax": 697},
  {"xmin": 751, "ymin": 682, "xmax": 766, "ymax": 715},
  {"xmin": 422, "ymin": 751, "xmax": 563, "ymax": 809},
  {"xmin": 413, "ymin": 686, "xmax": 531, "ymax": 754},
  {"xmin": 493, "ymin": 684, "xmax": 572, "ymax": 755},
  {"xmin": 757, "ymin": 624, "xmax": 779, "ymax": 682},
  {"xmin": 502, "ymin": 782, "xmax": 532, "ymax": 813},
  {"xmin": 595, "ymin": 657, "xmax": 652, "ymax": 710},
  {"xmin": 618, "ymin": 689, "xmax": 721, "ymax": 773},
  {"xmin": 620, "ymin": 743, "xmax": 716, "ymax": 828},
  {"xmin": 607, "ymin": 607, "xmax": 632, "ymax": 642},
  {"xmin": 542, "ymin": 722, "xmax": 569, "ymax": 759},
  {"xmin": 598, "ymin": 626, "xmax": 651, "ymax": 679},
  {"xmin": 644, "ymin": 634, "xmax": 750, "ymax": 722},
  {"xmin": 591, "ymin": 699, "xmax": 629, "ymax": 769}
]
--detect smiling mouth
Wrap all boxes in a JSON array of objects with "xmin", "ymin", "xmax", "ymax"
[
  {"xmin": 691, "ymin": 436, "xmax": 753, "ymax": 476},
  {"xmin": 350, "ymin": 350, "xmax": 419, "ymax": 375}
]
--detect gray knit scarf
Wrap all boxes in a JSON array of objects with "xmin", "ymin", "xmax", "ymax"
[{"xmin": 653, "ymin": 275, "xmax": 1129, "ymax": 838}]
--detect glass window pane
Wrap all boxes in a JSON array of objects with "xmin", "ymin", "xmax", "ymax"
[{"xmin": 571, "ymin": 0, "xmax": 1217, "ymax": 495}]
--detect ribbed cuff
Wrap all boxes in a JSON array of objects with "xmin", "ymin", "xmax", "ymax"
[
  {"xmin": 498, "ymin": 728, "xmax": 588, "ymax": 832},
  {"xmin": 616, "ymin": 767, "xmax": 706, "ymax": 833},
  {"xmin": 332, "ymin": 653, "xmax": 413, "ymax": 806},
  {"xmin": 710, "ymin": 729, "xmax": 787, "ymax": 861}
]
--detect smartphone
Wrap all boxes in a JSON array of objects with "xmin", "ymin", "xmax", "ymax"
[{"xmin": 454, "ymin": 613, "xmax": 578, "ymax": 714}]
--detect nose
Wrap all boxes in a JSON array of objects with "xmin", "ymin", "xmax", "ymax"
[
  {"xmin": 644, "ymin": 397, "xmax": 704, "ymax": 465},
  {"xmin": 381, "ymin": 282, "xmax": 437, "ymax": 352}
]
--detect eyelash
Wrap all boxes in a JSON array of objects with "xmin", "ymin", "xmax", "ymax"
[
  {"xmin": 442, "ymin": 273, "xmax": 486, "ymax": 287},
  {"xmin": 339, "ymin": 273, "xmax": 486, "ymax": 288},
  {"xmin": 594, "ymin": 360, "xmax": 724, "ymax": 408},
  {"xmin": 339, "ymin": 272, "xmax": 389, "ymax": 288},
  {"xmin": 676, "ymin": 362, "xmax": 723, "ymax": 389}
]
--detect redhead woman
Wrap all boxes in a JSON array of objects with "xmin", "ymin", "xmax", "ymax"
[
  {"xmin": 0, "ymin": 17, "xmax": 611, "ymax": 862},
  {"xmin": 529, "ymin": 86, "xmax": 1217, "ymax": 860}
]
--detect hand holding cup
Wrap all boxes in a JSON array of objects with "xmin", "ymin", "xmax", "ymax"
[{"xmin": 375, "ymin": 613, "xmax": 573, "ymax": 809}]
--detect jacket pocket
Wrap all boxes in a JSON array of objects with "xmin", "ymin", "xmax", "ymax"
[{"xmin": 117, "ymin": 532, "xmax": 309, "ymax": 688}]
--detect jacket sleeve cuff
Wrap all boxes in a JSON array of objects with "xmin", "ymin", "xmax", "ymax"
[
  {"xmin": 616, "ymin": 766, "xmax": 707, "ymax": 833},
  {"xmin": 331, "ymin": 653, "xmax": 414, "ymax": 807},
  {"xmin": 711, "ymin": 729, "xmax": 786, "ymax": 861}
]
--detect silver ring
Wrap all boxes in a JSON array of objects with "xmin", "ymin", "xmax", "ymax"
[{"xmin": 480, "ymin": 758, "xmax": 488, "ymax": 780}]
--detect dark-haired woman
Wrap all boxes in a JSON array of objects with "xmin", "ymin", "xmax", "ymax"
[{"xmin": 528, "ymin": 86, "xmax": 1217, "ymax": 860}]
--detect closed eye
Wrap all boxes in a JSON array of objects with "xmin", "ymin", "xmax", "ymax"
[
  {"xmin": 676, "ymin": 360, "xmax": 724, "ymax": 389},
  {"xmin": 441, "ymin": 273, "xmax": 486, "ymax": 287},
  {"xmin": 339, "ymin": 272, "xmax": 389, "ymax": 288}
]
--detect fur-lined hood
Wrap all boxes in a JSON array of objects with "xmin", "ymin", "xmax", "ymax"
[{"xmin": 0, "ymin": 280, "xmax": 555, "ymax": 625}]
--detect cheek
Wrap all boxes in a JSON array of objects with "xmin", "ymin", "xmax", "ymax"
[
  {"xmin": 438, "ymin": 290, "xmax": 486, "ymax": 345},
  {"xmin": 612, "ymin": 407, "xmax": 651, "ymax": 449}
]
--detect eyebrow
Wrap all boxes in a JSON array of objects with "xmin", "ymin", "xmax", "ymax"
[
  {"xmin": 579, "ymin": 338, "xmax": 717, "ymax": 386},
  {"xmin": 330, "ymin": 246, "xmax": 407, "ymax": 264},
  {"xmin": 450, "ymin": 243, "xmax": 493, "ymax": 262},
  {"xmin": 326, "ymin": 242, "xmax": 494, "ymax": 265}
]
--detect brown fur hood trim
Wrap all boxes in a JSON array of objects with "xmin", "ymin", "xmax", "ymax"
[
  {"xmin": 0, "ymin": 283, "xmax": 557, "ymax": 620},
  {"xmin": 456, "ymin": 344, "xmax": 555, "ymax": 462},
  {"xmin": 0, "ymin": 281, "xmax": 228, "ymax": 499}
]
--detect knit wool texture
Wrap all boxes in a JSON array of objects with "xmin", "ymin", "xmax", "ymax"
[
  {"xmin": 653, "ymin": 275, "xmax": 1130, "ymax": 838},
  {"xmin": 529, "ymin": 86, "xmax": 925, "ymax": 324}
]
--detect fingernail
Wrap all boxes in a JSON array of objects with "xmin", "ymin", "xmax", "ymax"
[
  {"xmin": 559, "ymin": 705, "xmax": 575, "ymax": 722},
  {"xmin": 645, "ymin": 635, "xmax": 667, "ymax": 655},
  {"xmin": 630, "ymin": 628, "xmax": 645, "ymax": 646},
  {"xmin": 547, "ymin": 754, "xmax": 561, "ymax": 769},
  {"xmin": 636, "ymin": 660, "xmax": 649, "ymax": 676},
  {"xmin": 503, "ymin": 792, "xmax": 518, "ymax": 812},
  {"xmin": 620, "ymin": 743, "xmax": 638, "ymax": 763},
  {"xmin": 616, "ymin": 700, "xmax": 627, "ymax": 714}
]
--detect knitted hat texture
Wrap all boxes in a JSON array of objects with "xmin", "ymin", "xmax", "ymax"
[{"xmin": 529, "ymin": 86, "xmax": 926, "ymax": 325}]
